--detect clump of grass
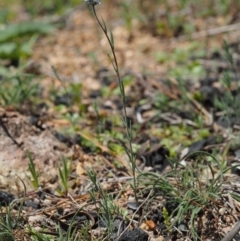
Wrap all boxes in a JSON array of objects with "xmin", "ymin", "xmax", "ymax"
[
  {"xmin": 87, "ymin": 168, "xmax": 130, "ymax": 240},
  {"xmin": 0, "ymin": 177, "xmax": 29, "ymax": 241},
  {"xmin": 0, "ymin": 207, "xmax": 15, "ymax": 241},
  {"xmin": 0, "ymin": 73, "xmax": 39, "ymax": 107},
  {"xmin": 137, "ymin": 151, "xmax": 237, "ymax": 240},
  {"xmin": 87, "ymin": 169, "xmax": 115, "ymax": 239},
  {"xmin": 214, "ymin": 40, "xmax": 240, "ymax": 127},
  {"xmin": 27, "ymin": 151, "xmax": 73, "ymax": 198},
  {"xmin": 27, "ymin": 151, "xmax": 40, "ymax": 189}
]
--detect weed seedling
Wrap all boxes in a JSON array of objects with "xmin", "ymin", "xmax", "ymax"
[
  {"xmin": 57, "ymin": 156, "xmax": 72, "ymax": 197},
  {"xmin": 27, "ymin": 151, "xmax": 40, "ymax": 189},
  {"xmin": 87, "ymin": 169, "xmax": 115, "ymax": 239},
  {"xmin": 0, "ymin": 177, "xmax": 28, "ymax": 241},
  {"xmin": 0, "ymin": 74, "xmax": 39, "ymax": 107}
]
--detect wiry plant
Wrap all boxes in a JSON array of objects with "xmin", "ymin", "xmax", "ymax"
[
  {"xmin": 0, "ymin": 206, "xmax": 15, "ymax": 241},
  {"xmin": 0, "ymin": 74, "xmax": 39, "ymax": 107},
  {"xmin": 27, "ymin": 151, "xmax": 40, "ymax": 189},
  {"xmin": 137, "ymin": 151, "xmax": 239, "ymax": 240},
  {"xmin": 0, "ymin": 178, "xmax": 27, "ymax": 241},
  {"xmin": 57, "ymin": 156, "xmax": 72, "ymax": 197},
  {"xmin": 214, "ymin": 40, "xmax": 240, "ymax": 127},
  {"xmin": 85, "ymin": 0, "xmax": 138, "ymax": 201},
  {"xmin": 87, "ymin": 169, "xmax": 115, "ymax": 239}
]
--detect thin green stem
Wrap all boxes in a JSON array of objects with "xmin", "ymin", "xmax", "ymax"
[{"xmin": 92, "ymin": 6, "xmax": 138, "ymax": 201}]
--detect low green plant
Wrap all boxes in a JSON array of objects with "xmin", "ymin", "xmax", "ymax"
[
  {"xmin": 214, "ymin": 41, "xmax": 240, "ymax": 127},
  {"xmin": 72, "ymin": 221, "xmax": 93, "ymax": 241},
  {"xmin": 0, "ymin": 73, "xmax": 39, "ymax": 107},
  {"xmin": 51, "ymin": 66, "xmax": 84, "ymax": 110},
  {"xmin": 87, "ymin": 169, "xmax": 123, "ymax": 239},
  {"xmin": 57, "ymin": 156, "xmax": 72, "ymax": 196},
  {"xmin": 0, "ymin": 207, "xmax": 15, "ymax": 241},
  {"xmin": 27, "ymin": 227, "xmax": 51, "ymax": 241},
  {"xmin": 137, "ymin": 151, "xmax": 237, "ymax": 240},
  {"xmin": 138, "ymin": 0, "xmax": 235, "ymax": 36},
  {"xmin": 0, "ymin": 178, "xmax": 28, "ymax": 241},
  {"xmin": 120, "ymin": 1, "xmax": 144, "ymax": 33},
  {"xmin": 57, "ymin": 213, "xmax": 81, "ymax": 241},
  {"xmin": 29, "ymin": 221, "xmax": 92, "ymax": 241},
  {"xmin": 27, "ymin": 151, "xmax": 40, "ymax": 189},
  {"xmin": 0, "ymin": 21, "xmax": 54, "ymax": 61}
]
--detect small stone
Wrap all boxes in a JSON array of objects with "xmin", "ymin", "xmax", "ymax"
[
  {"xmin": 28, "ymin": 215, "xmax": 44, "ymax": 223},
  {"xmin": 178, "ymin": 223, "xmax": 188, "ymax": 232},
  {"xmin": 225, "ymin": 216, "xmax": 231, "ymax": 223},
  {"xmin": 119, "ymin": 228, "xmax": 149, "ymax": 241},
  {"xmin": 219, "ymin": 207, "xmax": 226, "ymax": 216},
  {"xmin": 42, "ymin": 199, "xmax": 51, "ymax": 206}
]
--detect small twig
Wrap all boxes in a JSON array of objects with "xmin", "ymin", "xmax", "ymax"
[
  {"xmin": 227, "ymin": 193, "xmax": 239, "ymax": 221},
  {"xmin": 67, "ymin": 193, "xmax": 81, "ymax": 208},
  {"xmin": 116, "ymin": 189, "xmax": 153, "ymax": 241},
  {"xmin": 221, "ymin": 221, "xmax": 240, "ymax": 241},
  {"xmin": 73, "ymin": 232, "xmax": 80, "ymax": 241},
  {"xmin": 186, "ymin": 93, "xmax": 213, "ymax": 126},
  {"xmin": 0, "ymin": 116, "xmax": 22, "ymax": 147},
  {"xmin": 197, "ymin": 59, "xmax": 229, "ymax": 69}
]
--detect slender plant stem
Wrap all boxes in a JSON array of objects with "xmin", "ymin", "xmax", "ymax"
[{"xmin": 92, "ymin": 6, "xmax": 138, "ymax": 201}]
